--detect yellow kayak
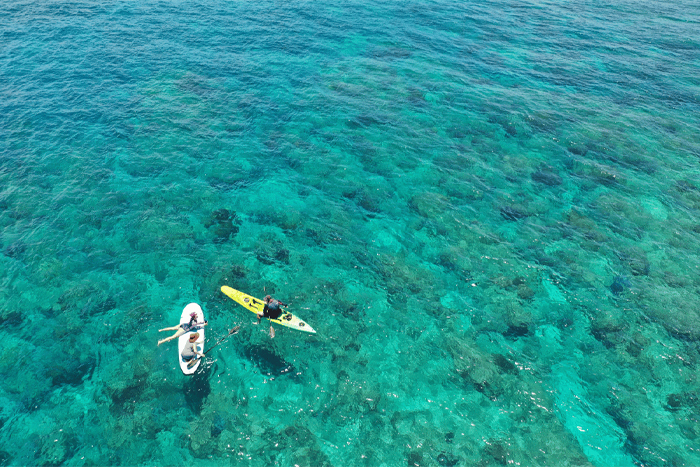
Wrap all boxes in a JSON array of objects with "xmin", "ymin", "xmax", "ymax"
[{"xmin": 221, "ymin": 286, "xmax": 316, "ymax": 334}]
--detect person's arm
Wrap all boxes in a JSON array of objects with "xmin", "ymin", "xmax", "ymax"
[{"xmin": 190, "ymin": 343, "xmax": 205, "ymax": 359}]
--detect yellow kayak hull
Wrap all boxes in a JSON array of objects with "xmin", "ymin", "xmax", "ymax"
[{"xmin": 221, "ymin": 286, "xmax": 316, "ymax": 334}]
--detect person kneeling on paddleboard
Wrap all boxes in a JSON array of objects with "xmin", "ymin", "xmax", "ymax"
[
  {"xmin": 257, "ymin": 295, "xmax": 287, "ymax": 339},
  {"xmin": 157, "ymin": 312, "xmax": 208, "ymax": 346},
  {"xmin": 181, "ymin": 332, "xmax": 205, "ymax": 362}
]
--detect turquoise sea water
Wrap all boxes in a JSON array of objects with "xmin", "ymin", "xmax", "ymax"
[{"xmin": 2, "ymin": 0, "xmax": 700, "ymax": 465}]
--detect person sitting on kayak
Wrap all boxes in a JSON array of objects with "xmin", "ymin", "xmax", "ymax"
[
  {"xmin": 157, "ymin": 312, "xmax": 208, "ymax": 346},
  {"xmin": 181, "ymin": 332, "xmax": 205, "ymax": 362},
  {"xmin": 257, "ymin": 295, "xmax": 287, "ymax": 338}
]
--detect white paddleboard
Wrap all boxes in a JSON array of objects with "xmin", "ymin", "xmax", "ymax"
[{"xmin": 178, "ymin": 303, "xmax": 206, "ymax": 375}]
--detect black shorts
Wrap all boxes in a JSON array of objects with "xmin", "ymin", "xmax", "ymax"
[{"xmin": 263, "ymin": 307, "xmax": 283, "ymax": 320}]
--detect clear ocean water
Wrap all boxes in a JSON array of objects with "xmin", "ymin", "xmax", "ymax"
[{"xmin": 1, "ymin": 0, "xmax": 699, "ymax": 465}]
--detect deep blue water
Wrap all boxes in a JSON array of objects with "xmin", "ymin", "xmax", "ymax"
[{"xmin": 2, "ymin": 0, "xmax": 700, "ymax": 465}]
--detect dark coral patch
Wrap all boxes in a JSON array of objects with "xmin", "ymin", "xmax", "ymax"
[
  {"xmin": 500, "ymin": 206, "xmax": 529, "ymax": 221},
  {"xmin": 610, "ymin": 275, "xmax": 630, "ymax": 295},
  {"xmin": 531, "ymin": 169, "xmax": 562, "ymax": 186},
  {"xmin": 205, "ymin": 208, "xmax": 239, "ymax": 244}
]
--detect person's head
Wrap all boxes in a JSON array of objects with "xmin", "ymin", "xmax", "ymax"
[
  {"xmin": 189, "ymin": 332, "xmax": 199, "ymax": 342},
  {"xmin": 189, "ymin": 312, "xmax": 197, "ymax": 323},
  {"xmin": 264, "ymin": 295, "xmax": 271, "ymax": 303}
]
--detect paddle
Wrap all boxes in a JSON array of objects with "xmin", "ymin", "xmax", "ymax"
[{"xmin": 187, "ymin": 326, "xmax": 240, "ymax": 369}]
